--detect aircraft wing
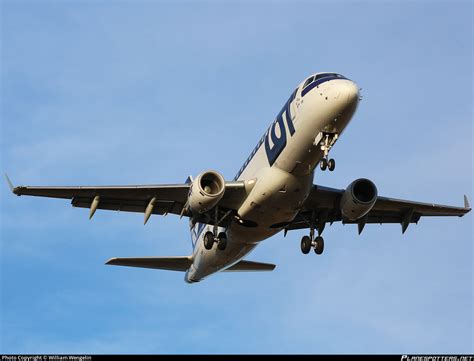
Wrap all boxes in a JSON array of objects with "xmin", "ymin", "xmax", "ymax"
[
  {"xmin": 288, "ymin": 185, "xmax": 471, "ymax": 233},
  {"xmin": 8, "ymin": 176, "xmax": 247, "ymax": 224}
]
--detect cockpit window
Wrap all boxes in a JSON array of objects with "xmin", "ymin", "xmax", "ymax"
[
  {"xmin": 303, "ymin": 76, "xmax": 315, "ymax": 88},
  {"xmin": 315, "ymin": 73, "xmax": 337, "ymax": 80},
  {"xmin": 301, "ymin": 73, "xmax": 347, "ymax": 97}
]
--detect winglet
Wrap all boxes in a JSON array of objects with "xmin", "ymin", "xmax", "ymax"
[
  {"xmin": 464, "ymin": 195, "xmax": 470, "ymax": 210},
  {"xmin": 4, "ymin": 173, "xmax": 15, "ymax": 193},
  {"xmin": 105, "ymin": 257, "xmax": 118, "ymax": 265}
]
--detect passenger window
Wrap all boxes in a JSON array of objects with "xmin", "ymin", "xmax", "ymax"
[{"xmin": 303, "ymin": 76, "xmax": 314, "ymax": 88}]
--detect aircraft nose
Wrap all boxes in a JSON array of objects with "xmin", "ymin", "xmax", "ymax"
[{"xmin": 340, "ymin": 80, "xmax": 359, "ymax": 106}]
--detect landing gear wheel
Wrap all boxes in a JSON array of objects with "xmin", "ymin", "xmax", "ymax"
[
  {"xmin": 314, "ymin": 236, "xmax": 324, "ymax": 255},
  {"xmin": 204, "ymin": 231, "xmax": 215, "ymax": 250},
  {"xmin": 328, "ymin": 158, "xmax": 335, "ymax": 171},
  {"xmin": 301, "ymin": 235, "xmax": 312, "ymax": 254},
  {"xmin": 217, "ymin": 232, "xmax": 227, "ymax": 251},
  {"xmin": 320, "ymin": 158, "xmax": 328, "ymax": 171}
]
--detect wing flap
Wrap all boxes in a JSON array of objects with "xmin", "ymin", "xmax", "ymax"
[
  {"xmin": 71, "ymin": 197, "xmax": 180, "ymax": 216},
  {"xmin": 106, "ymin": 256, "xmax": 192, "ymax": 272},
  {"xmin": 224, "ymin": 260, "xmax": 276, "ymax": 272}
]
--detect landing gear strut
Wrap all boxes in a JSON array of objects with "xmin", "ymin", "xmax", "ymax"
[{"xmin": 319, "ymin": 132, "xmax": 337, "ymax": 172}]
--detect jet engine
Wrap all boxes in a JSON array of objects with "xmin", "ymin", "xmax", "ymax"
[
  {"xmin": 188, "ymin": 170, "xmax": 226, "ymax": 214},
  {"xmin": 340, "ymin": 178, "xmax": 378, "ymax": 221}
]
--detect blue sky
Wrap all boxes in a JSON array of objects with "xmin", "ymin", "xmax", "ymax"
[{"xmin": 1, "ymin": 0, "xmax": 472, "ymax": 354}]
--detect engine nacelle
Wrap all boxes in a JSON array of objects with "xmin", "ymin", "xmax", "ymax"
[
  {"xmin": 188, "ymin": 170, "xmax": 226, "ymax": 214},
  {"xmin": 340, "ymin": 178, "xmax": 378, "ymax": 221}
]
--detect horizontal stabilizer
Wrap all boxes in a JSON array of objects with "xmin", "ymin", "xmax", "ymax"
[
  {"xmin": 224, "ymin": 260, "xmax": 276, "ymax": 272},
  {"xmin": 106, "ymin": 256, "xmax": 192, "ymax": 272},
  {"xmin": 105, "ymin": 257, "xmax": 275, "ymax": 273}
]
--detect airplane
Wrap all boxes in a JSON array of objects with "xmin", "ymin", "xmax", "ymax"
[{"xmin": 6, "ymin": 72, "xmax": 471, "ymax": 283}]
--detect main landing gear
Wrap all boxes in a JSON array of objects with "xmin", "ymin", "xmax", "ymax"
[
  {"xmin": 300, "ymin": 234, "xmax": 324, "ymax": 255},
  {"xmin": 319, "ymin": 132, "xmax": 338, "ymax": 172},
  {"xmin": 203, "ymin": 207, "xmax": 228, "ymax": 251},
  {"xmin": 204, "ymin": 231, "xmax": 227, "ymax": 251},
  {"xmin": 300, "ymin": 211, "xmax": 325, "ymax": 255}
]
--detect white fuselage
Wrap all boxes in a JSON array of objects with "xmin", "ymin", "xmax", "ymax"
[{"xmin": 185, "ymin": 73, "xmax": 359, "ymax": 282}]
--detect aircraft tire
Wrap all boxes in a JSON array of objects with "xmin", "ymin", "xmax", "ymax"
[
  {"xmin": 301, "ymin": 236, "xmax": 312, "ymax": 254},
  {"xmin": 328, "ymin": 158, "xmax": 335, "ymax": 171},
  {"xmin": 204, "ymin": 231, "xmax": 215, "ymax": 250},
  {"xmin": 217, "ymin": 233, "xmax": 227, "ymax": 251},
  {"xmin": 320, "ymin": 159, "xmax": 328, "ymax": 171},
  {"xmin": 314, "ymin": 236, "xmax": 324, "ymax": 255}
]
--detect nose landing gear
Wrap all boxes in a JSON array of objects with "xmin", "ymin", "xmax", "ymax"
[
  {"xmin": 318, "ymin": 132, "xmax": 338, "ymax": 172},
  {"xmin": 320, "ymin": 158, "xmax": 335, "ymax": 171}
]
